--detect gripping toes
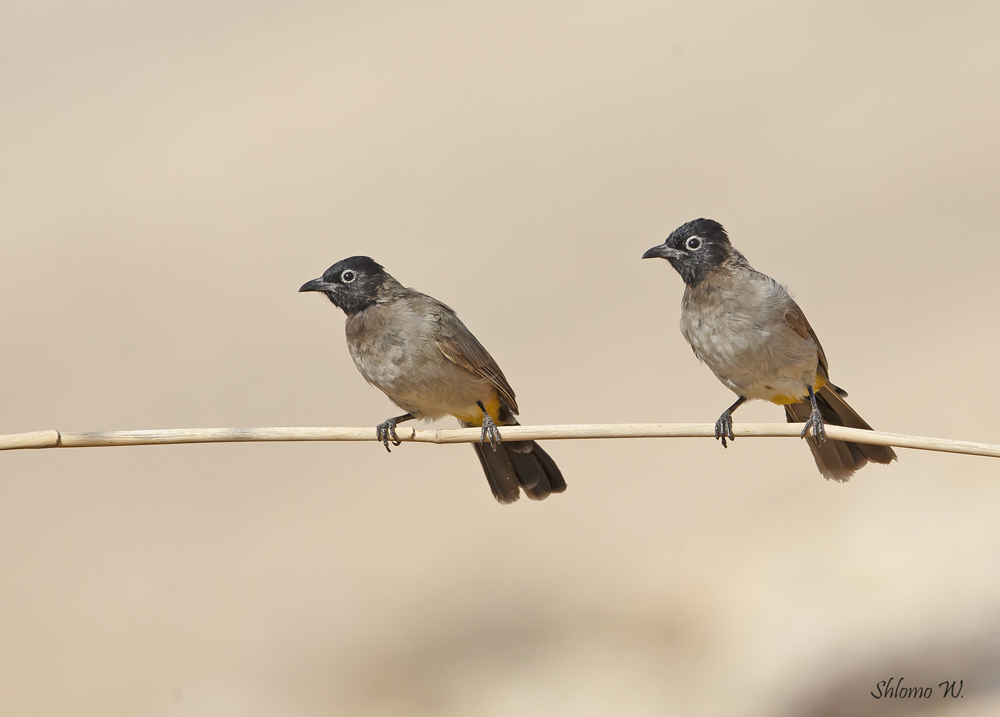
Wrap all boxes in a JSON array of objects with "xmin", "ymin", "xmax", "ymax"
[
  {"xmin": 715, "ymin": 410, "xmax": 735, "ymax": 449},
  {"xmin": 376, "ymin": 418, "xmax": 402, "ymax": 452},
  {"xmin": 801, "ymin": 408, "xmax": 826, "ymax": 445},
  {"xmin": 480, "ymin": 414, "xmax": 502, "ymax": 452}
]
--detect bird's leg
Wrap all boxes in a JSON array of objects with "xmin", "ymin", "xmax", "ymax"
[
  {"xmin": 800, "ymin": 386, "xmax": 826, "ymax": 445},
  {"xmin": 477, "ymin": 401, "xmax": 502, "ymax": 452},
  {"xmin": 715, "ymin": 396, "xmax": 747, "ymax": 449},
  {"xmin": 376, "ymin": 412, "xmax": 415, "ymax": 452}
]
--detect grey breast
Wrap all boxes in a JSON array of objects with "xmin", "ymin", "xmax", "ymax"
[
  {"xmin": 679, "ymin": 268, "xmax": 820, "ymax": 400},
  {"xmin": 344, "ymin": 293, "xmax": 493, "ymax": 419}
]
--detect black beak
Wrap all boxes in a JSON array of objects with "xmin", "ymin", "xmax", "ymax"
[
  {"xmin": 299, "ymin": 277, "xmax": 334, "ymax": 293},
  {"xmin": 642, "ymin": 243, "xmax": 682, "ymax": 260}
]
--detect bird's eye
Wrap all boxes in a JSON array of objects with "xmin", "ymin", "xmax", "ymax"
[
  {"xmin": 341, "ymin": 270, "xmax": 356, "ymax": 283},
  {"xmin": 686, "ymin": 237, "xmax": 702, "ymax": 251}
]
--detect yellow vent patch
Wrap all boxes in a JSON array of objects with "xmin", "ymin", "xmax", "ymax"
[
  {"xmin": 768, "ymin": 375, "xmax": 827, "ymax": 405},
  {"xmin": 454, "ymin": 394, "xmax": 502, "ymax": 425}
]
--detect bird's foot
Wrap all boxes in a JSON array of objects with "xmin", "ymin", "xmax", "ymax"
[
  {"xmin": 715, "ymin": 410, "xmax": 735, "ymax": 448},
  {"xmin": 801, "ymin": 407, "xmax": 826, "ymax": 445},
  {"xmin": 481, "ymin": 413, "xmax": 502, "ymax": 452},
  {"xmin": 376, "ymin": 418, "xmax": 404, "ymax": 452}
]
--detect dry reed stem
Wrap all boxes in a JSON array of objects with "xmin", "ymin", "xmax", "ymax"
[{"xmin": 0, "ymin": 424, "xmax": 997, "ymax": 459}]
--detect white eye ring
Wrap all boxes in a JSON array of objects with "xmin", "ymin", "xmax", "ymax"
[
  {"xmin": 686, "ymin": 236, "xmax": 702, "ymax": 250},
  {"xmin": 341, "ymin": 270, "xmax": 356, "ymax": 283}
]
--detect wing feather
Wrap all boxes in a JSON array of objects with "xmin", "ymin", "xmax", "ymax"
[
  {"xmin": 782, "ymin": 301, "xmax": 830, "ymax": 380},
  {"xmin": 431, "ymin": 302, "xmax": 519, "ymax": 414}
]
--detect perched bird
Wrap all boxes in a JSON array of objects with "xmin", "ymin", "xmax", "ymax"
[
  {"xmin": 642, "ymin": 218, "xmax": 896, "ymax": 480},
  {"xmin": 299, "ymin": 256, "xmax": 566, "ymax": 503}
]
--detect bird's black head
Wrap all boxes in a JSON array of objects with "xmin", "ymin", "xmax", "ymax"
[
  {"xmin": 641, "ymin": 218, "xmax": 733, "ymax": 286},
  {"xmin": 299, "ymin": 256, "xmax": 390, "ymax": 315}
]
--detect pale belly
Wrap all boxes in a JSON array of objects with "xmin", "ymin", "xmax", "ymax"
[
  {"xmin": 347, "ymin": 323, "xmax": 492, "ymax": 421},
  {"xmin": 680, "ymin": 285, "xmax": 819, "ymax": 403}
]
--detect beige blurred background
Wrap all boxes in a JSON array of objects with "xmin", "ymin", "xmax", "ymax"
[{"xmin": 2, "ymin": 1, "xmax": 1000, "ymax": 715}]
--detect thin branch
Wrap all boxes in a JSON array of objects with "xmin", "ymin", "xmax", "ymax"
[{"xmin": 0, "ymin": 424, "xmax": 997, "ymax": 459}]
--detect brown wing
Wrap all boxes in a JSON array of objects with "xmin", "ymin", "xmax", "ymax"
[
  {"xmin": 432, "ymin": 302, "xmax": 519, "ymax": 414},
  {"xmin": 782, "ymin": 300, "xmax": 830, "ymax": 380}
]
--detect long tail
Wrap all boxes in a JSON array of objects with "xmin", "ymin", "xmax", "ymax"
[
  {"xmin": 461, "ymin": 419, "xmax": 567, "ymax": 504},
  {"xmin": 784, "ymin": 384, "xmax": 897, "ymax": 481}
]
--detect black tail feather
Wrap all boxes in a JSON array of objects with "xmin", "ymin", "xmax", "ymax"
[
  {"xmin": 469, "ymin": 441, "xmax": 521, "ymax": 503},
  {"xmin": 528, "ymin": 442, "xmax": 567, "ymax": 496},
  {"xmin": 462, "ymin": 420, "xmax": 566, "ymax": 503},
  {"xmin": 785, "ymin": 384, "xmax": 897, "ymax": 481}
]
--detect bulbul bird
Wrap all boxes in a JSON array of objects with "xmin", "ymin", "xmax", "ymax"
[
  {"xmin": 299, "ymin": 256, "xmax": 566, "ymax": 503},
  {"xmin": 642, "ymin": 218, "xmax": 896, "ymax": 480}
]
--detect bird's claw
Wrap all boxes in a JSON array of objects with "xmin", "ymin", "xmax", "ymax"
[
  {"xmin": 481, "ymin": 414, "xmax": 502, "ymax": 452},
  {"xmin": 376, "ymin": 418, "xmax": 403, "ymax": 452},
  {"xmin": 715, "ymin": 410, "xmax": 735, "ymax": 448},
  {"xmin": 801, "ymin": 408, "xmax": 826, "ymax": 445}
]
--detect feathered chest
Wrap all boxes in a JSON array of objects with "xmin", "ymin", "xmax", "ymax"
[
  {"xmin": 678, "ymin": 271, "xmax": 819, "ymax": 399},
  {"xmin": 344, "ymin": 303, "xmax": 433, "ymax": 391},
  {"xmin": 680, "ymin": 276, "xmax": 780, "ymax": 359},
  {"xmin": 341, "ymin": 299, "xmax": 497, "ymax": 418}
]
